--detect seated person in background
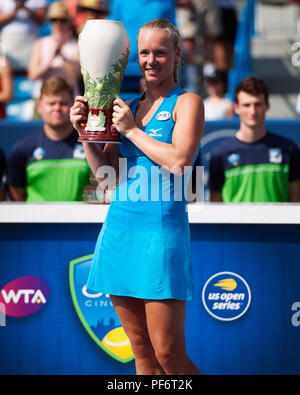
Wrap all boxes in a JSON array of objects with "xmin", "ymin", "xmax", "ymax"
[
  {"xmin": 0, "ymin": 56, "xmax": 14, "ymax": 120},
  {"xmin": 214, "ymin": 0, "xmax": 238, "ymax": 71},
  {"xmin": 0, "ymin": 148, "xmax": 7, "ymax": 201},
  {"xmin": 176, "ymin": 0, "xmax": 198, "ymax": 93},
  {"xmin": 7, "ymin": 77, "xmax": 91, "ymax": 202},
  {"xmin": 75, "ymin": 0, "xmax": 109, "ymax": 35},
  {"xmin": 0, "ymin": 0, "xmax": 47, "ymax": 74},
  {"xmin": 203, "ymin": 68, "xmax": 233, "ymax": 120},
  {"xmin": 28, "ymin": 1, "xmax": 81, "ymax": 100},
  {"xmin": 64, "ymin": 0, "xmax": 78, "ymax": 25},
  {"xmin": 209, "ymin": 76, "xmax": 300, "ymax": 202}
]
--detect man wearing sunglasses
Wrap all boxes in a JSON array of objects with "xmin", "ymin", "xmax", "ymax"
[{"xmin": 75, "ymin": 0, "xmax": 109, "ymax": 34}]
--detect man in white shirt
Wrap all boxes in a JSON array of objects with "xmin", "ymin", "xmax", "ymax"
[{"xmin": 0, "ymin": 0, "xmax": 47, "ymax": 73}]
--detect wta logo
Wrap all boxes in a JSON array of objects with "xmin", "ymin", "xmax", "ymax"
[
  {"xmin": 0, "ymin": 277, "xmax": 50, "ymax": 318},
  {"xmin": 202, "ymin": 272, "xmax": 251, "ymax": 321}
]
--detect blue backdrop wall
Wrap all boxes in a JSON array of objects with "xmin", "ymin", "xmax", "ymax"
[
  {"xmin": 1, "ymin": 118, "xmax": 299, "ymax": 158},
  {"xmin": 0, "ymin": 222, "xmax": 300, "ymax": 375}
]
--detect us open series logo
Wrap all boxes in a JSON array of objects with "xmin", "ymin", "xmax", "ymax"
[{"xmin": 202, "ymin": 272, "xmax": 251, "ymax": 321}]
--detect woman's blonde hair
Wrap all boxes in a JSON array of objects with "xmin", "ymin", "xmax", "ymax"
[{"xmin": 138, "ymin": 18, "xmax": 181, "ymax": 83}]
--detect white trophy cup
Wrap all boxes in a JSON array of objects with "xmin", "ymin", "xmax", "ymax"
[{"xmin": 78, "ymin": 20, "xmax": 130, "ymax": 143}]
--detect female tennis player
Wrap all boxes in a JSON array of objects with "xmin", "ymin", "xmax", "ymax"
[{"xmin": 70, "ymin": 18, "xmax": 204, "ymax": 375}]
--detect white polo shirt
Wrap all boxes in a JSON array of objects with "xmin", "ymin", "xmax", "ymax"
[{"xmin": 0, "ymin": 0, "xmax": 47, "ymax": 34}]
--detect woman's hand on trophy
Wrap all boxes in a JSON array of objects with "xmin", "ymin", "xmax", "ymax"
[
  {"xmin": 70, "ymin": 96, "xmax": 88, "ymax": 134},
  {"xmin": 112, "ymin": 99, "xmax": 137, "ymax": 137}
]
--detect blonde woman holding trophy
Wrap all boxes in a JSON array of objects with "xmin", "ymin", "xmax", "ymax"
[{"xmin": 70, "ymin": 18, "xmax": 204, "ymax": 375}]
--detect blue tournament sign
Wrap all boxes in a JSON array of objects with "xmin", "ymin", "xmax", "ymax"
[{"xmin": 1, "ymin": 220, "xmax": 300, "ymax": 374}]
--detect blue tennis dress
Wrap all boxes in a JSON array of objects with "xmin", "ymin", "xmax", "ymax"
[{"xmin": 86, "ymin": 86, "xmax": 198, "ymax": 300}]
